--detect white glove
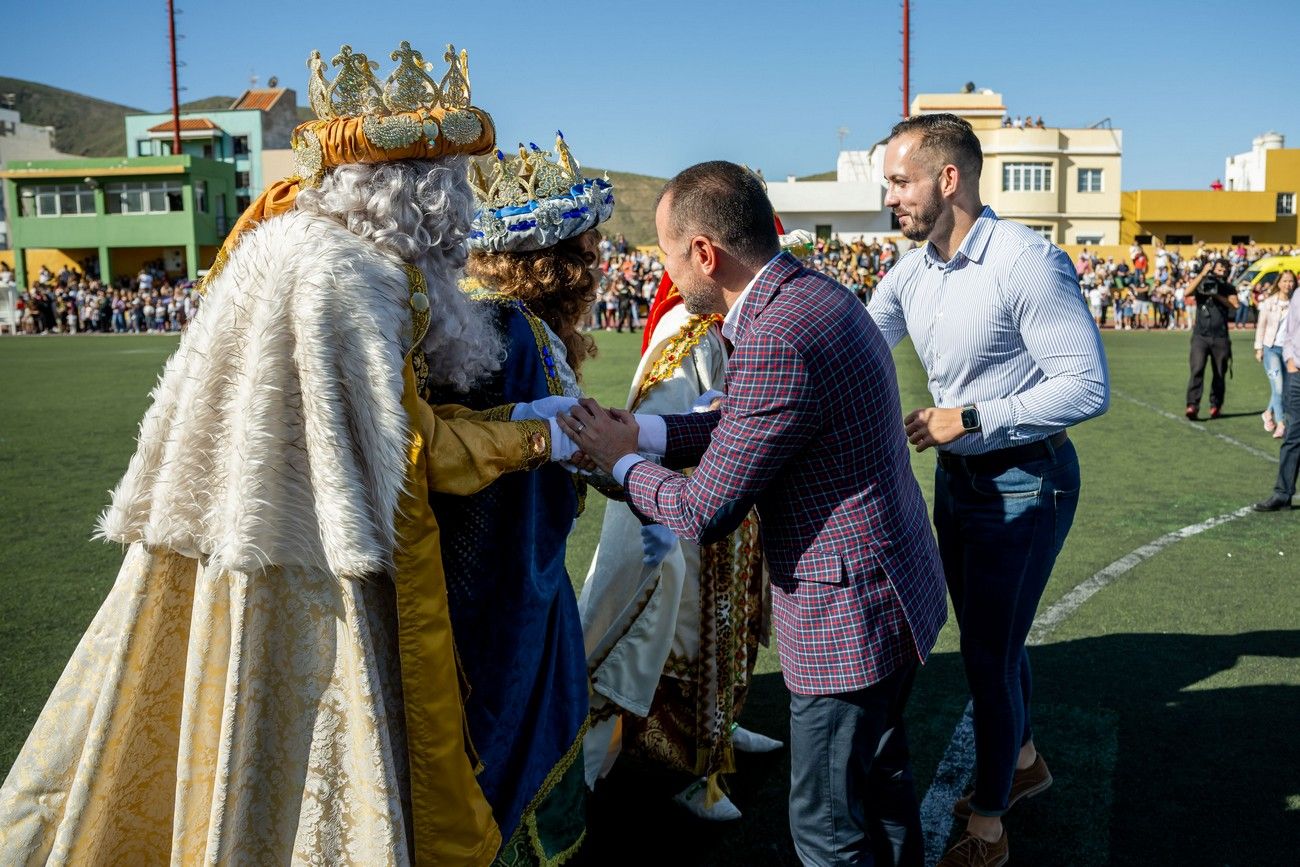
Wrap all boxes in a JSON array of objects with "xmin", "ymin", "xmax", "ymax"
[
  {"xmin": 779, "ymin": 229, "xmax": 815, "ymax": 252},
  {"xmin": 641, "ymin": 524, "xmax": 678, "ymax": 567},
  {"xmin": 692, "ymin": 390, "xmax": 726, "ymax": 413},
  {"xmin": 512, "ymin": 395, "xmax": 580, "ymax": 421},
  {"xmin": 547, "ymin": 417, "xmax": 579, "ymax": 462}
]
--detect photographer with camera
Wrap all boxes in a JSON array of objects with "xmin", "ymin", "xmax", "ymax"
[{"xmin": 1185, "ymin": 259, "xmax": 1239, "ymax": 420}]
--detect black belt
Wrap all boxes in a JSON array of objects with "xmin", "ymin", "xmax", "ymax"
[{"xmin": 937, "ymin": 431, "xmax": 1069, "ymax": 475}]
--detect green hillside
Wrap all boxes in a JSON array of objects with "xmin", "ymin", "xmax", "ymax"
[
  {"xmin": 0, "ymin": 77, "xmax": 139, "ymax": 157},
  {"xmin": 585, "ymin": 166, "xmax": 666, "ymax": 247}
]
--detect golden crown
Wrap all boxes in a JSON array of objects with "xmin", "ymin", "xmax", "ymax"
[
  {"xmin": 307, "ymin": 41, "xmax": 476, "ymax": 119},
  {"xmin": 468, "ymin": 133, "xmax": 584, "ymax": 210},
  {"xmin": 291, "ymin": 41, "xmax": 494, "ymax": 187},
  {"xmin": 467, "ymin": 131, "xmax": 615, "ymax": 252}
]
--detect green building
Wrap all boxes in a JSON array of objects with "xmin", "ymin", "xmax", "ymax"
[{"xmin": 0, "ymin": 155, "xmax": 236, "ymax": 289}]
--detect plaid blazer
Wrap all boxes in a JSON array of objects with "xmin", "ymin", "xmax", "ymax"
[{"xmin": 624, "ymin": 253, "xmax": 947, "ymax": 694}]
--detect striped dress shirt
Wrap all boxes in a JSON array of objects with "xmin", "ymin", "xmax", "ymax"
[{"xmin": 868, "ymin": 207, "xmax": 1110, "ymax": 455}]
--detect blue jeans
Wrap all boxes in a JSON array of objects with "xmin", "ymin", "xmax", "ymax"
[
  {"xmin": 1273, "ymin": 370, "xmax": 1300, "ymax": 500},
  {"xmin": 1263, "ymin": 346, "xmax": 1287, "ymax": 423},
  {"xmin": 933, "ymin": 438, "xmax": 1081, "ymax": 816}
]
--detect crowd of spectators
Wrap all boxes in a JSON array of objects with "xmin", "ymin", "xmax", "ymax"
[
  {"xmin": 6, "ymin": 236, "xmax": 1298, "ymax": 339},
  {"xmin": 2, "ymin": 261, "xmax": 199, "ymax": 335},
  {"xmin": 1076, "ymin": 241, "xmax": 1300, "ymax": 331},
  {"xmin": 589, "ymin": 234, "xmax": 661, "ymax": 332},
  {"xmin": 802, "ymin": 236, "xmax": 900, "ymax": 303},
  {"xmin": 583, "ymin": 234, "xmax": 903, "ymax": 334}
]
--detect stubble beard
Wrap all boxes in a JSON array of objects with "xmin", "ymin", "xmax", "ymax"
[
  {"xmin": 679, "ymin": 282, "xmax": 723, "ymax": 316},
  {"xmin": 898, "ymin": 191, "xmax": 943, "ymax": 242}
]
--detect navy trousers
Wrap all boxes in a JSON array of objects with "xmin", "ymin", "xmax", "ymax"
[{"xmin": 933, "ymin": 438, "xmax": 1080, "ymax": 816}]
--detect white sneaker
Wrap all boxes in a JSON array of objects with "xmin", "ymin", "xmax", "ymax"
[
  {"xmin": 731, "ymin": 724, "xmax": 784, "ymax": 753},
  {"xmin": 673, "ymin": 778, "xmax": 742, "ymax": 821}
]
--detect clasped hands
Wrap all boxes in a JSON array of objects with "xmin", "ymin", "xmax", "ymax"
[{"xmin": 511, "ymin": 395, "xmax": 641, "ymax": 472}]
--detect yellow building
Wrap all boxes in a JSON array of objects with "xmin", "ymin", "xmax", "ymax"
[
  {"xmin": 910, "ymin": 91, "xmax": 1123, "ymax": 245},
  {"xmin": 1120, "ymin": 133, "xmax": 1300, "ymax": 247}
]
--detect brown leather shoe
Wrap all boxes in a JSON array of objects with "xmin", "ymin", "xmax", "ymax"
[
  {"xmin": 937, "ymin": 830, "xmax": 1008, "ymax": 867},
  {"xmin": 951, "ymin": 752, "xmax": 1052, "ymax": 820}
]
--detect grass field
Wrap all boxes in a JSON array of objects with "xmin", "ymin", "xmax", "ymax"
[{"xmin": 1, "ymin": 329, "xmax": 1297, "ymax": 864}]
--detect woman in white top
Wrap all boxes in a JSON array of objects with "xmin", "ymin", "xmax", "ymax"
[{"xmin": 1255, "ymin": 269, "xmax": 1295, "ymax": 437}]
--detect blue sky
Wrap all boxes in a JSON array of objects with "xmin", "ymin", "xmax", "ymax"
[{"xmin": 5, "ymin": 0, "xmax": 1297, "ymax": 187}]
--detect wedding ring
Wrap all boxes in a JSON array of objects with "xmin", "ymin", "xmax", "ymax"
[{"xmin": 573, "ymin": 421, "xmax": 586, "ymax": 433}]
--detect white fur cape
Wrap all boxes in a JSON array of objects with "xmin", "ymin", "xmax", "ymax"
[{"xmin": 98, "ymin": 210, "xmax": 419, "ymax": 580}]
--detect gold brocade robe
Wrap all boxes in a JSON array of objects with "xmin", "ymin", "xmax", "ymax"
[{"xmin": 0, "ymin": 358, "xmax": 549, "ymax": 866}]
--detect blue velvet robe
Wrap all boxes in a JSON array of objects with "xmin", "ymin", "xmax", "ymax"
[{"xmin": 428, "ymin": 299, "xmax": 589, "ymax": 852}]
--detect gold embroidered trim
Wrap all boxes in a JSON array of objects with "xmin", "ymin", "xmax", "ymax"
[
  {"xmin": 494, "ymin": 718, "xmax": 589, "ymax": 867},
  {"xmin": 471, "ymin": 291, "xmax": 587, "ymax": 511},
  {"xmin": 480, "ymin": 403, "xmax": 516, "ymax": 422},
  {"xmin": 633, "ymin": 314, "xmax": 722, "ymax": 410},
  {"xmin": 473, "ymin": 292, "xmax": 565, "ymax": 397},
  {"xmin": 516, "ymin": 419, "xmax": 549, "ymax": 471}
]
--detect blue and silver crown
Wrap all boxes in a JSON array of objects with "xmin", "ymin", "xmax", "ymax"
[{"xmin": 468, "ymin": 131, "xmax": 615, "ymax": 253}]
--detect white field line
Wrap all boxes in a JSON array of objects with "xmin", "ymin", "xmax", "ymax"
[
  {"xmin": 919, "ymin": 395, "xmax": 1277, "ymax": 864},
  {"xmin": 1113, "ymin": 390, "xmax": 1280, "ymax": 464}
]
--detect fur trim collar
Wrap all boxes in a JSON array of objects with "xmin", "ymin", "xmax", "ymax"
[{"xmin": 98, "ymin": 210, "xmax": 414, "ymax": 580}]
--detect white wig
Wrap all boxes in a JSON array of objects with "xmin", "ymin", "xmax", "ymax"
[{"xmin": 295, "ymin": 157, "xmax": 503, "ymax": 391}]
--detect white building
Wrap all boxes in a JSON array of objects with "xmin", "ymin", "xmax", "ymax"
[
  {"xmin": 1225, "ymin": 131, "xmax": 1285, "ymax": 192},
  {"xmin": 0, "ymin": 108, "xmax": 75, "ymax": 249},
  {"xmin": 764, "ymin": 149, "xmax": 894, "ymax": 242}
]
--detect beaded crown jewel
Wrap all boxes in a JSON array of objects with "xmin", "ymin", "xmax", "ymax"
[
  {"xmin": 291, "ymin": 41, "xmax": 494, "ymax": 186},
  {"xmin": 467, "ymin": 131, "xmax": 615, "ymax": 253}
]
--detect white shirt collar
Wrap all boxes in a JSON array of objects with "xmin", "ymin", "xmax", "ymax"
[{"xmin": 722, "ymin": 253, "xmax": 783, "ymax": 341}]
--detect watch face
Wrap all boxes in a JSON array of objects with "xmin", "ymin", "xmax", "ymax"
[{"xmin": 961, "ymin": 407, "xmax": 978, "ymax": 431}]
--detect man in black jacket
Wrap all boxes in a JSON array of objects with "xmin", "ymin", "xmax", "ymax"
[{"xmin": 1185, "ymin": 259, "xmax": 1239, "ymax": 420}]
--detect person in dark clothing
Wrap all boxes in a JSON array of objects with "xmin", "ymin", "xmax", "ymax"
[{"xmin": 1185, "ymin": 259, "xmax": 1238, "ymax": 420}]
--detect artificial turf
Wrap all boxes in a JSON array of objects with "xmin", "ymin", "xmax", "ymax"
[{"xmin": 0, "ymin": 328, "xmax": 1295, "ymax": 863}]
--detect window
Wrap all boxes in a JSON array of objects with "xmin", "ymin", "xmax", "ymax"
[
  {"xmin": 1002, "ymin": 162, "xmax": 1053, "ymax": 192},
  {"xmin": 236, "ymin": 194, "xmax": 251, "ymax": 213},
  {"xmin": 1134, "ymin": 234, "xmax": 1153, "ymax": 245},
  {"xmin": 1164, "ymin": 234, "xmax": 1193, "ymax": 245},
  {"xmin": 19, "ymin": 183, "xmax": 96, "ymax": 217},
  {"xmin": 1077, "ymin": 168, "xmax": 1103, "ymax": 193},
  {"xmin": 235, "ymin": 170, "xmax": 251, "ymax": 189},
  {"xmin": 1025, "ymin": 224, "xmax": 1054, "ymax": 241},
  {"xmin": 196, "ymin": 181, "xmax": 208, "ymax": 213},
  {"xmin": 202, "ymin": 143, "xmax": 213, "ymax": 159},
  {"xmin": 1230, "ymin": 234, "xmax": 1251, "ymax": 245},
  {"xmin": 105, "ymin": 181, "xmax": 184, "ymax": 214},
  {"xmin": 137, "ymin": 139, "xmax": 153, "ymax": 156},
  {"xmin": 1075, "ymin": 234, "xmax": 1103, "ymax": 245},
  {"xmin": 233, "ymin": 135, "xmax": 250, "ymax": 155},
  {"xmin": 815, "ymin": 224, "xmax": 832, "ymax": 240},
  {"xmin": 1279, "ymin": 192, "xmax": 1296, "ymax": 216}
]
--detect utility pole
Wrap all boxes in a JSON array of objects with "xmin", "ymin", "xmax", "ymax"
[
  {"xmin": 168, "ymin": 0, "xmax": 181, "ymax": 155},
  {"xmin": 902, "ymin": 0, "xmax": 910, "ymax": 119}
]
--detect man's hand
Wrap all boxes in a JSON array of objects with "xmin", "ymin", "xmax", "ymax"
[
  {"xmin": 904, "ymin": 407, "xmax": 968, "ymax": 452},
  {"xmin": 557, "ymin": 398, "xmax": 640, "ymax": 472},
  {"xmin": 1288, "ymin": 360, "xmax": 1299, "ymax": 374}
]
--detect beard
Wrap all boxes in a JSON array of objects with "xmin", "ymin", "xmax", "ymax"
[
  {"xmin": 677, "ymin": 280, "xmax": 724, "ymax": 316},
  {"xmin": 896, "ymin": 191, "xmax": 943, "ymax": 241}
]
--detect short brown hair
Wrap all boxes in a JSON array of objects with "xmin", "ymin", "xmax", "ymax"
[
  {"xmin": 656, "ymin": 161, "xmax": 779, "ymax": 268},
  {"xmin": 889, "ymin": 113, "xmax": 983, "ymax": 183}
]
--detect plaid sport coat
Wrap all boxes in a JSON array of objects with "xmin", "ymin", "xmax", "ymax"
[{"xmin": 624, "ymin": 253, "xmax": 947, "ymax": 695}]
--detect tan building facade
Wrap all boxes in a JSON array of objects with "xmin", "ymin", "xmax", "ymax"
[{"xmin": 910, "ymin": 91, "xmax": 1123, "ymax": 245}]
